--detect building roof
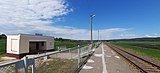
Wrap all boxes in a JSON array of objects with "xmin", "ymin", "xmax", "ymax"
[{"xmin": 7, "ymin": 34, "xmax": 54, "ymax": 38}]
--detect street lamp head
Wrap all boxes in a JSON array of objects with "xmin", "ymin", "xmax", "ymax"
[{"xmin": 90, "ymin": 14, "xmax": 95, "ymax": 18}]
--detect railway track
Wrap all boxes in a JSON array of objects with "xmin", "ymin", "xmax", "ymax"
[{"xmin": 106, "ymin": 43, "xmax": 160, "ymax": 73}]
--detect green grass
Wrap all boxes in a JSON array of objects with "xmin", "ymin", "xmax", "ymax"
[
  {"xmin": 54, "ymin": 40, "xmax": 88, "ymax": 50},
  {"xmin": 35, "ymin": 59, "xmax": 77, "ymax": 73},
  {"xmin": 0, "ymin": 39, "xmax": 6, "ymax": 58},
  {"xmin": 111, "ymin": 41, "xmax": 160, "ymax": 61},
  {"xmin": 0, "ymin": 39, "xmax": 6, "ymax": 52},
  {"xmin": 17, "ymin": 58, "xmax": 77, "ymax": 73},
  {"xmin": 114, "ymin": 41, "xmax": 160, "ymax": 50}
]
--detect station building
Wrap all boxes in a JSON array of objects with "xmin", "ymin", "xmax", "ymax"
[{"xmin": 6, "ymin": 34, "xmax": 54, "ymax": 59}]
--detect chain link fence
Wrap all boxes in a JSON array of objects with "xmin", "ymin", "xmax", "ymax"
[
  {"xmin": 0, "ymin": 62, "xmax": 16, "ymax": 73},
  {"xmin": 0, "ymin": 43, "xmax": 101, "ymax": 73}
]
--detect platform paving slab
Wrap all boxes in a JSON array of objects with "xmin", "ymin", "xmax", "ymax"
[{"xmin": 80, "ymin": 43, "xmax": 133, "ymax": 73}]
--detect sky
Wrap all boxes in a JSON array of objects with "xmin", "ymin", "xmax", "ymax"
[{"xmin": 0, "ymin": 0, "xmax": 160, "ymax": 40}]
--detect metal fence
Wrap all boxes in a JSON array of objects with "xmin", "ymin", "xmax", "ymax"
[{"xmin": 0, "ymin": 43, "xmax": 98, "ymax": 73}]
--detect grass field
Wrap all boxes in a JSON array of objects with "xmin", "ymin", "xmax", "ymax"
[
  {"xmin": 111, "ymin": 40, "xmax": 160, "ymax": 61},
  {"xmin": 16, "ymin": 58, "xmax": 77, "ymax": 73},
  {"xmin": 0, "ymin": 39, "xmax": 6, "ymax": 52},
  {"xmin": 35, "ymin": 59, "xmax": 77, "ymax": 73},
  {"xmin": 0, "ymin": 39, "xmax": 6, "ymax": 58},
  {"xmin": 54, "ymin": 40, "xmax": 88, "ymax": 50}
]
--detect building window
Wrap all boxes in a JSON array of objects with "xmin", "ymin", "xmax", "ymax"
[{"xmin": 41, "ymin": 42, "xmax": 44, "ymax": 46}]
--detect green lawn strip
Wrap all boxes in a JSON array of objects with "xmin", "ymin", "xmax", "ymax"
[
  {"xmin": 0, "ymin": 39, "xmax": 6, "ymax": 58},
  {"xmin": 114, "ymin": 41, "xmax": 160, "ymax": 50},
  {"xmin": 112, "ymin": 42, "xmax": 160, "ymax": 61},
  {"xmin": 0, "ymin": 52, "xmax": 6, "ymax": 58},
  {"xmin": 35, "ymin": 59, "xmax": 77, "ymax": 73},
  {"xmin": 0, "ymin": 39, "xmax": 6, "ymax": 52},
  {"xmin": 54, "ymin": 41, "xmax": 87, "ymax": 49}
]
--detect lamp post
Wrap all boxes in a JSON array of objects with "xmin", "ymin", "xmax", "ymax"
[
  {"xmin": 90, "ymin": 14, "xmax": 95, "ymax": 48},
  {"xmin": 98, "ymin": 30, "xmax": 99, "ymax": 42}
]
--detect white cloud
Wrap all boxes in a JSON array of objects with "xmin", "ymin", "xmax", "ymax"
[
  {"xmin": 98, "ymin": 28, "xmax": 128, "ymax": 35},
  {"xmin": 0, "ymin": 0, "xmax": 70, "ymax": 33},
  {"xmin": 0, "ymin": 0, "xmax": 131, "ymax": 40},
  {"xmin": 95, "ymin": 28, "xmax": 130, "ymax": 40},
  {"xmin": 145, "ymin": 34, "xmax": 160, "ymax": 38},
  {"xmin": 119, "ymin": 34, "xmax": 137, "ymax": 39},
  {"xmin": 65, "ymin": 28, "xmax": 129, "ymax": 40}
]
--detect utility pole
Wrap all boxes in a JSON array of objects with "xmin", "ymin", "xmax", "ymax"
[
  {"xmin": 98, "ymin": 30, "xmax": 99, "ymax": 42},
  {"xmin": 28, "ymin": 0, "xmax": 30, "ymax": 5},
  {"xmin": 90, "ymin": 14, "xmax": 95, "ymax": 48}
]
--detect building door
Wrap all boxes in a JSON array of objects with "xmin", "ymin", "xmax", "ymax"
[
  {"xmin": 36, "ymin": 42, "xmax": 39, "ymax": 53},
  {"xmin": 29, "ymin": 41, "xmax": 46, "ymax": 54}
]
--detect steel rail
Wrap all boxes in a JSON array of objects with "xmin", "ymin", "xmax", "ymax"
[
  {"xmin": 107, "ymin": 43, "xmax": 160, "ymax": 73},
  {"xmin": 107, "ymin": 43, "xmax": 147, "ymax": 73}
]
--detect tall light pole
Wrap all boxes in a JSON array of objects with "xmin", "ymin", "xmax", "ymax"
[
  {"xmin": 90, "ymin": 14, "xmax": 95, "ymax": 47},
  {"xmin": 98, "ymin": 30, "xmax": 99, "ymax": 42}
]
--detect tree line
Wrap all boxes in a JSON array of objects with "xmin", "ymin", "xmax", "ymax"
[
  {"xmin": 0, "ymin": 34, "xmax": 7, "ymax": 39},
  {"xmin": 109, "ymin": 37, "xmax": 160, "ymax": 42}
]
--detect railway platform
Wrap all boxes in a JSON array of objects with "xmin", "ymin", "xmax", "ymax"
[{"xmin": 80, "ymin": 43, "xmax": 133, "ymax": 73}]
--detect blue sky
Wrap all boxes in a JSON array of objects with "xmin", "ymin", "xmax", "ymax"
[
  {"xmin": 59, "ymin": 0, "xmax": 160, "ymax": 38},
  {"xmin": 66, "ymin": 0, "xmax": 160, "ymax": 29},
  {"xmin": 0, "ymin": 0, "xmax": 160, "ymax": 40}
]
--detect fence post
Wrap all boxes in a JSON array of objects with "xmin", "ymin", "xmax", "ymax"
[
  {"xmin": 44, "ymin": 53, "xmax": 48, "ymax": 60},
  {"xmin": 69, "ymin": 48, "xmax": 72, "ymax": 59},
  {"xmin": 58, "ymin": 47, "xmax": 60, "ymax": 51},
  {"xmin": 88, "ymin": 45, "xmax": 90, "ymax": 55},
  {"xmin": 31, "ymin": 63, "xmax": 35, "ymax": 73},
  {"xmin": 24, "ymin": 56, "xmax": 28, "ymax": 73},
  {"xmin": 81, "ymin": 47, "xmax": 83, "ymax": 57},
  {"xmin": 78, "ymin": 45, "xmax": 80, "ymax": 68},
  {"xmin": 15, "ymin": 67, "xmax": 18, "ymax": 73}
]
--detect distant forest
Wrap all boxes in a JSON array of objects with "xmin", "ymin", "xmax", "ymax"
[{"xmin": 109, "ymin": 37, "xmax": 160, "ymax": 42}]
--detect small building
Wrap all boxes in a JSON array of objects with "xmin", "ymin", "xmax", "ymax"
[{"xmin": 7, "ymin": 34, "xmax": 54, "ymax": 59}]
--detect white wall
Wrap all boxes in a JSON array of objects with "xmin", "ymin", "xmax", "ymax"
[
  {"xmin": 7, "ymin": 35, "xmax": 20, "ymax": 54},
  {"xmin": 7, "ymin": 34, "xmax": 54, "ymax": 54}
]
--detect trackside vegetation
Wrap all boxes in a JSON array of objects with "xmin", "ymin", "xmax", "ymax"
[
  {"xmin": 54, "ymin": 38, "xmax": 89, "ymax": 50},
  {"xmin": 110, "ymin": 37, "xmax": 160, "ymax": 61}
]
